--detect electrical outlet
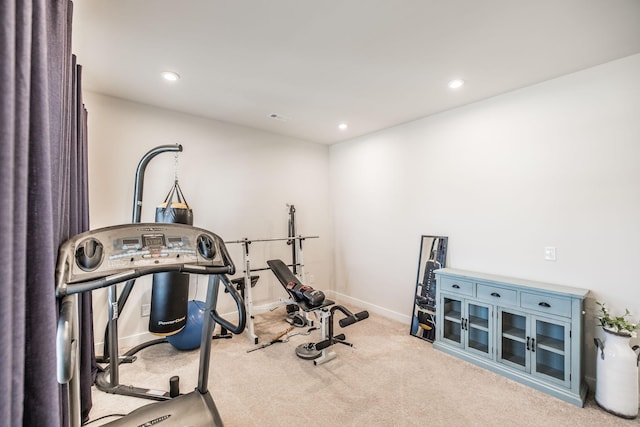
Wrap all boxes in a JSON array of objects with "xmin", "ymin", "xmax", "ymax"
[
  {"xmin": 544, "ymin": 246, "xmax": 557, "ymax": 261},
  {"xmin": 141, "ymin": 303, "xmax": 151, "ymax": 317}
]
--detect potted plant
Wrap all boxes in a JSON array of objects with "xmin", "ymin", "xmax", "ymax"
[
  {"xmin": 596, "ymin": 301, "xmax": 638, "ymax": 337},
  {"xmin": 594, "ymin": 301, "xmax": 640, "ymax": 419}
]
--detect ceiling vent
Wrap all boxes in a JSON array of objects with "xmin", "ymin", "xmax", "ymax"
[{"xmin": 268, "ymin": 113, "xmax": 290, "ymax": 122}]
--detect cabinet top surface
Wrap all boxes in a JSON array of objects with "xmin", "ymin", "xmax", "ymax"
[{"xmin": 435, "ymin": 268, "xmax": 589, "ymax": 298}]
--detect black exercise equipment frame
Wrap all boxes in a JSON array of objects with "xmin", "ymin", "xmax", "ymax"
[
  {"xmin": 96, "ymin": 145, "xmax": 230, "ymax": 403},
  {"xmin": 266, "ymin": 258, "xmax": 369, "ymax": 364}
]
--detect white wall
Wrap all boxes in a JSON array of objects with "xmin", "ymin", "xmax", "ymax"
[
  {"xmin": 85, "ymin": 53, "xmax": 640, "ymax": 383},
  {"xmin": 329, "ymin": 54, "xmax": 640, "ymax": 381},
  {"xmin": 84, "ymin": 92, "xmax": 332, "ymax": 350}
]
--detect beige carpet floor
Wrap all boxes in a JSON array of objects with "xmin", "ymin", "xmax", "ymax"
[{"xmin": 88, "ymin": 306, "xmax": 637, "ymax": 426}]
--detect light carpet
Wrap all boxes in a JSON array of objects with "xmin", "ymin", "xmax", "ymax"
[{"xmin": 88, "ymin": 307, "xmax": 637, "ymax": 426}]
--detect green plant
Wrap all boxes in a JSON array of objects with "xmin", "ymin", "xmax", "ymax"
[{"xmin": 596, "ymin": 301, "xmax": 639, "ymax": 337}]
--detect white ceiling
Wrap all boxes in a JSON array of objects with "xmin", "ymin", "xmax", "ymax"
[{"xmin": 72, "ymin": 1, "xmax": 640, "ymax": 145}]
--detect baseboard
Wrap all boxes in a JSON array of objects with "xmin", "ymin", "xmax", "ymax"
[{"xmin": 324, "ymin": 290, "xmax": 412, "ymax": 325}]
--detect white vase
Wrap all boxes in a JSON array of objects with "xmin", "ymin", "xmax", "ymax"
[{"xmin": 594, "ymin": 328, "xmax": 639, "ymax": 419}]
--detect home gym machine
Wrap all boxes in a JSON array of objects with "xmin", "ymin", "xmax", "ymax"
[
  {"xmin": 56, "ymin": 222, "xmax": 246, "ymax": 427},
  {"xmin": 267, "ymin": 259, "xmax": 369, "ymax": 365},
  {"xmin": 225, "ymin": 204, "xmax": 319, "ymax": 344}
]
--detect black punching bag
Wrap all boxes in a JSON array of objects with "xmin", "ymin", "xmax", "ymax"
[{"xmin": 149, "ymin": 181, "xmax": 193, "ymax": 336}]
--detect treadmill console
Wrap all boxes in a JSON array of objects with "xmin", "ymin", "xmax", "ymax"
[{"xmin": 56, "ymin": 223, "xmax": 233, "ymax": 293}]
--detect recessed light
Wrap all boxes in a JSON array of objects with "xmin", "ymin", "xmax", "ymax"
[
  {"xmin": 448, "ymin": 79, "xmax": 464, "ymax": 89},
  {"xmin": 338, "ymin": 123, "xmax": 348, "ymax": 130},
  {"xmin": 161, "ymin": 71, "xmax": 180, "ymax": 82}
]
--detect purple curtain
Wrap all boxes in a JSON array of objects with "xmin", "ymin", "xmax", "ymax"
[{"xmin": 0, "ymin": 1, "xmax": 93, "ymax": 425}]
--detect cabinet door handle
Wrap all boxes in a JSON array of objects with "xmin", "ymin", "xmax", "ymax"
[
  {"xmin": 526, "ymin": 336, "xmax": 530, "ymax": 351},
  {"xmin": 490, "ymin": 292, "xmax": 501, "ymax": 298},
  {"xmin": 531, "ymin": 338, "xmax": 535, "ymax": 352},
  {"xmin": 538, "ymin": 302, "xmax": 551, "ymax": 308},
  {"xmin": 452, "ymin": 284, "xmax": 460, "ymax": 289}
]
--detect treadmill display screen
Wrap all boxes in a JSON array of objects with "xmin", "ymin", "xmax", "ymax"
[{"xmin": 143, "ymin": 234, "xmax": 165, "ymax": 247}]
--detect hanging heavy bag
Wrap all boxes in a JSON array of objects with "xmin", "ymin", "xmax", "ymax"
[{"xmin": 149, "ymin": 181, "xmax": 194, "ymax": 336}]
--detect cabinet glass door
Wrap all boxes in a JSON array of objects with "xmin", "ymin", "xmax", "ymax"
[
  {"xmin": 441, "ymin": 296, "xmax": 462, "ymax": 346},
  {"xmin": 532, "ymin": 317, "xmax": 570, "ymax": 386},
  {"xmin": 466, "ymin": 302, "xmax": 491, "ymax": 357},
  {"xmin": 498, "ymin": 309, "xmax": 527, "ymax": 371}
]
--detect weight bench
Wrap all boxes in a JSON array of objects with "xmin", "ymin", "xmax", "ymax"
[{"xmin": 266, "ymin": 259, "xmax": 369, "ymax": 365}]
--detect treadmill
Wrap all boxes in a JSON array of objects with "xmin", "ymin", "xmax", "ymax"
[{"xmin": 56, "ymin": 222, "xmax": 246, "ymax": 427}]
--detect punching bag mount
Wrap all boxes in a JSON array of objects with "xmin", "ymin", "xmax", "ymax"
[
  {"xmin": 101, "ymin": 143, "xmax": 183, "ymax": 360},
  {"xmin": 133, "ymin": 144, "xmax": 182, "ymax": 223}
]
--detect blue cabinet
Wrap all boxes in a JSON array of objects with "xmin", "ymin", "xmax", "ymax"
[{"xmin": 434, "ymin": 268, "xmax": 588, "ymax": 407}]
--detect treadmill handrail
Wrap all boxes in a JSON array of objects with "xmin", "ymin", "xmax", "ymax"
[
  {"xmin": 211, "ymin": 275, "xmax": 246, "ymax": 335},
  {"xmin": 56, "ymin": 263, "xmax": 234, "ymax": 296},
  {"xmin": 56, "ymin": 296, "xmax": 77, "ymax": 384}
]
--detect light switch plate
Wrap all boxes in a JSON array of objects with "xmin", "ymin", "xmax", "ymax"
[{"xmin": 544, "ymin": 246, "xmax": 557, "ymax": 261}]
